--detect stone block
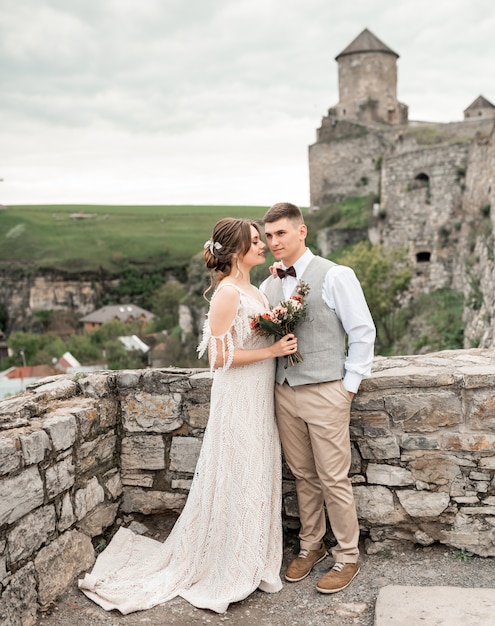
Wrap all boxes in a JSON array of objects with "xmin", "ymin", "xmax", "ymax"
[
  {"xmin": 122, "ymin": 472, "xmax": 154, "ymax": 487},
  {"xmin": 408, "ymin": 454, "xmax": 461, "ymax": 488},
  {"xmin": 74, "ymin": 477, "xmax": 105, "ymax": 520},
  {"xmin": 442, "ymin": 433, "xmax": 495, "ymax": 451},
  {"xmin": 385, "ymin": 391, "xmax": 462, "ymax": 432},
  {"xmin": 465, "ymin": 388, "xmax": 495, "ymax": 430},
  {"xmin": 0, "ymin": 466, "xmax": 44, "ymax": 526},
  {"xmin": 0, "ymin": 562, "xmax": 37, "ymax": 626},
  {"xmin": 45, "ymin": 455, "xmax": 75, "ymax": 499},
  {"xmin": 42, "ymin": 413, "xmax": 77, "ymax": 450},
  {"xmin": 185, "ymin": 403, "xmax": 209, "ymax": 429},
  {"xmin": 469, "ymin": 470, "xmax": 491, "ymax": 481},
  {"xmin": 34, "ymin": 530, "xmax": 95, "ymax": 610},
  {"xmin": 169, "ymin": 436, "xmax": 203, "ymax": 473},
  {"xmin": 354, "ymin": 485, "xmax": 406, "ymax": 524},
  {"xmin": 0, "ymin": 396, "xmax": 39, "ymax": 428},
  {"xmin": 351, "ymin": 412, "xmax": 389, "ymax": 437},
  {"xmin": 77, "ymin": 501, "xmax": 119, "ymax": 537},
  {"xmin": 367, "ymin": 463, "xmax": 414, "ymax": 486},
  {"xmin": 400, "ymin": 434, "xmax": 440, "ymax": 450},
  {"xmin": 77, "ymin": 372, "xmax": 113, "ymax": 397},
  {"xmin": 396, "ymin": 490, "xmax": 450, "ymax": 517},
  {"xmin": 32, "ymin": 378, "xmax": 78, "ymax": 401},
  {"xmin": 71, "ymin": 400, "xmax": 99, "ymax": 438},
  {"xmin": 283, "ymin": 493, "xmax": 299, "ymax": 518},
  {"xmin": 57, "ymin": 492, "xmax": 76, "ymax": 532},
  {"xmin": 103, "ymin": 468, "xmax": 122, "ymax": 499},
  {"xmin": 480, "ymin": 457, "xmax": 495, "ymax": 470},
  {"xmin": 355, "ymin": 435, "xmax": 400, "ymax": 460},
  {"xmin": 19, "ymin": 429, "xmax": 51, "ymax": 465},
  {"xmin": 0, "ymin": 436, "xmax": 20, "ymax": 475},
  {"xmin": 76, "ymin": 432, "xmax": 117, "ymax": 473},
  {"xmin": 122, "ymin": 391, "xmax": 183, "ymax": 433},
  {"xmin": 121, "ymin": 435, "xmax": 165, "ymax": 470},
  {"xmin": 121, "ymin": 487, "xmax": 186, "ymax": 514},
  {"xmin": 8, "ymin": 505, "xmax": 56, "ymax": 563},
  {"xmin": 171, "ymin": 478, "xmax": 193, "ymax": 490},
  {"xmin": 114, "ymin": 370, "xmax": 142, "ymax": 389}
]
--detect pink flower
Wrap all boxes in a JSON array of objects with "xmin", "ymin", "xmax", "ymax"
[{"xmin": 249, "ymin": 280, "xmax": 311, "ymax": 366}]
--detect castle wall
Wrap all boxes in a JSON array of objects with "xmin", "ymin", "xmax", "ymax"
[
  {"xmin": 456, "ymin": 127, "xmax": 495, "ymax": 347},
  {"xmin": 1, "ymin": 350, "xmax": 495, "ymax": 622},
  {"xmin": 308, "ymin": 126, "xmax": 388, "ymax": 207},
  {"xmin": 378, "ymin": 142, "xmax": 469, "ymax": 291}
]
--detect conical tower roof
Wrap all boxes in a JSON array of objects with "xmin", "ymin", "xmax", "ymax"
[{"xmin": 336, "ymin": 28, "xmax": 398, "ymax": 60}]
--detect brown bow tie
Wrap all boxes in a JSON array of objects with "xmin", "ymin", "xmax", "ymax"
[{"xmin": 276, "ymin": 265, "xmax": 296, "ymax": 279}]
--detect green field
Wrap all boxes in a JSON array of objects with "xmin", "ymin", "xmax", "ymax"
[{"xmin": 0, "ymin": 205, "xmax": 271, "ymax": 273}]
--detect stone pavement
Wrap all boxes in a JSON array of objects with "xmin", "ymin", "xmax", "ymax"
[
  {"xmin": 375, "ymin": 586, "xmax": 495, "ymax": 625},
  {"xmin": 37, "ymin": 528, "xmax": 495, "ymax": 626}
]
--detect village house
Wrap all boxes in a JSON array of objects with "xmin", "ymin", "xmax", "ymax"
[{"xmin": 79, "ymin": 304, "xmax": 155, "ymax": 333}]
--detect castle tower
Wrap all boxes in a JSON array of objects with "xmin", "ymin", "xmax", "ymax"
[{"xmin": 333, "ymin": 28, "xmax": 408, "ymax": 125}]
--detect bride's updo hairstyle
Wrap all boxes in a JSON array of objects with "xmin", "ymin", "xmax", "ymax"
[{"xmin": 203, "ymin": 217, "xmax": 261, "ymax": 299}]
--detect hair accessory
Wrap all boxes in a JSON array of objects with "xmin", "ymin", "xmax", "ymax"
[{"xmin": 204, "ymin": 240, "xmax": 223, "ymax": 255}]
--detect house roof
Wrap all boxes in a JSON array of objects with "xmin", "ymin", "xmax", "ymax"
[
  {"xmin": 80, "ymin": 304, "xmax": 155, "ymax": 324},
  {"xmin": 464, "ymin": 95, "xmax": 495, "ymax": 111},
  {"xmin": 6, "ymin": 364, "xmax": 64, "ymax": 379},
  {"xmin": 118, "ymin": 335, "xmax": 150, "ymax": 353},
  {"xmin": 57, "ymin": 351, "xmax": 81, "ymax": 370},
  {"xmin": 336, "ymin": 28, "xmax": 399, "ymax": 60}
]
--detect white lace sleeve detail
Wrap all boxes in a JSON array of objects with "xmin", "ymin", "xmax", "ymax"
[
  {"xmin": 197, "ymin": 321, "xmax": 235, "ymax": 375},
  {"xmin": 196, "ymin": 285, "xmax": 251, "ymax": 374}
]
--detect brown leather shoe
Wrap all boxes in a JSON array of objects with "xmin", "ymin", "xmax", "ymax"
[
  {"xmin": 316, "ymin": 562, "xmax": 360, "ymax": 594},
  {"xmin": 285, "ymin": 545, "xmax": 328, "ymax": 582}
]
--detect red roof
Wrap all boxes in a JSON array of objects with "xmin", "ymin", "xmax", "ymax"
[{"xmin": 6, "ymin": 365, "xmax": 64, "ymax": 379}]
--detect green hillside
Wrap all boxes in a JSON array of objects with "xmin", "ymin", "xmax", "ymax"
[{"xmin": 0, "ymin": 205, "xmax": 269, "ymax": 273}]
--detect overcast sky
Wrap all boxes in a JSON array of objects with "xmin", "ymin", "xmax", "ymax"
[{"xmin": 1, "ymin": 0, "xmax": 494, "ymax": 207}]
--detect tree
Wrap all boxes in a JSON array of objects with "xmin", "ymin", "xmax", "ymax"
[
  {"xmin": 332, "ymin": 242, "xmax": 413, "ymax": 354},
  {"xmin": 68, "ymin": 334, "xmax": 102, "ymax": 364},
  {"xmin": 150, "ymin": 280, "xmax": 186, "ymax": 331},
  {"xmin": 7, "ymin": 331, "xmax": 66, "ymax": 366}
]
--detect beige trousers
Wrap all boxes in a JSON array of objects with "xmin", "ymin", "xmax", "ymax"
[{"xmin": 275, "ymin": 379, "xmax": 359, "ymax": 563}]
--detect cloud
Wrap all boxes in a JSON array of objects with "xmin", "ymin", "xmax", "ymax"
[{"xmin": 0, "ymin": 0, "xmax": 494, "ymax": 205}]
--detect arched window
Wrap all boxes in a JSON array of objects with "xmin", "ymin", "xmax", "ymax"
[{"xmin": 415, "ymin": 173, "xmax": 429, "ymax": 185}]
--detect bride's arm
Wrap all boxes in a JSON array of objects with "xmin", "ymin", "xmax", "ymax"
[{"xmin": 208, "ymin": 285, "xmax": 296, "ymax": 369}]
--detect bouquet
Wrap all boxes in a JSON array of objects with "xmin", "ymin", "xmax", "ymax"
[{"xmin": 250, "ymin": 280, "xmax": 310, "ymax": 366}]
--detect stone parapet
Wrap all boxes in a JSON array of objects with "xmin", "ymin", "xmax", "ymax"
[{"xmin": 0, "ymin": 351, "xmax": 495, "ymax": 622}]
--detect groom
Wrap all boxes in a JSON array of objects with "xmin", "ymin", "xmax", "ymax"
[{"xmin": 260, "ymin": 202, "xmax": 375, "ymax": 594}]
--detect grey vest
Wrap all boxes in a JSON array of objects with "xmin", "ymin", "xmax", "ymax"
[{"xmin": 263, "ymin": 256, "xmax": 346, "ymax": 386}]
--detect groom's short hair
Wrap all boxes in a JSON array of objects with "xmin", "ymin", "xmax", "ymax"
[{"xmin": 263, "ymin": 202, "xmax": 304, "ymax": 224}]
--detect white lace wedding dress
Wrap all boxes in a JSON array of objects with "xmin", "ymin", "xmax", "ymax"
[{"xmin": 79, "ymin": 285, "xmax": 283, "ymax": 614}]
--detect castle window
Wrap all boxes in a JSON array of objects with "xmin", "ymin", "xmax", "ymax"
[
  {"xmin": 415, "ymin": 173, "xmax": 429, "ymax": 185},
  {"xmin": 416, "ymin": 251, "xmax": 431, "ymax": 263}
]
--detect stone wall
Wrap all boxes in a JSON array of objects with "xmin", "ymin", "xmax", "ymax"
[
  {"xmin": 378, "ymin": 142, "xmax": 469, "ymax": 292},
  {"xmin": 456, "ymin": 127, "xmax": 495, "ymax": 348},
  {"xmin": 1, "ymin": 349, "xmax": 495, "ymax": 623},
  {"xmin": 308, "ymin": 126, "xmax": 386, "ymax": 207}
]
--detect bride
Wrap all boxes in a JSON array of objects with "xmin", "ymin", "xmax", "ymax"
[{"xmin": 79, "ymin": 217, "xmax": 298, "ymax": 614}]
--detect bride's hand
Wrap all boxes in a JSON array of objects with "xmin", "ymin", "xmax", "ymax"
[{"xmin": 271, "ymin": 334, "xmax": 297, "ymax": 357}]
